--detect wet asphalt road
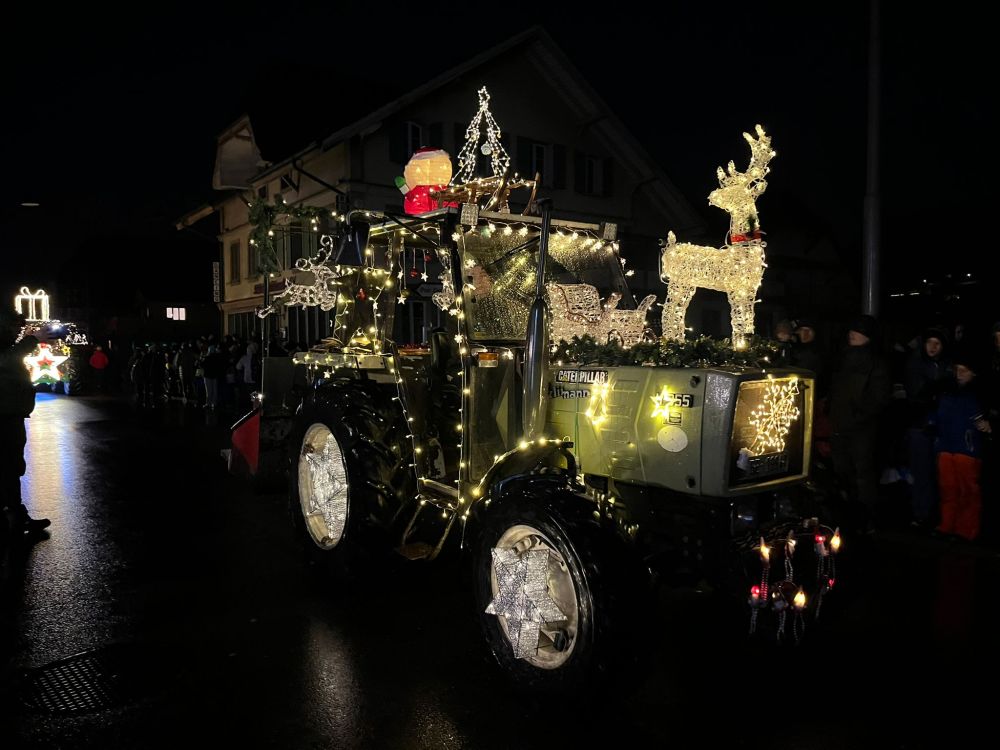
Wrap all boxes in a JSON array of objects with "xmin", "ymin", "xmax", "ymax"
[{"xmin": 2, "ymin": 394, "xmax": 998, "ymax": 749}]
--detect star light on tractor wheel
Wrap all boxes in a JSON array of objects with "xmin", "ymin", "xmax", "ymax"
[{"xmin": 486, "ymin": 547, "xmax": 566, "ymax": 659}]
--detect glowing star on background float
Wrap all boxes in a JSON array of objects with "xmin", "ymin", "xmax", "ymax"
[{"xmin": 25, "ymin": 343, "xmax": 68, "ymax": 383}]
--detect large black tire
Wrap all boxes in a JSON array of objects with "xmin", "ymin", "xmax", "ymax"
[
  {"xmin": 288, "ymin": 378, "xmax": 414, "ymax": 577},
  {"xmin": 472, "ymin": 491, "xmax": 650, "ymax": 694}
]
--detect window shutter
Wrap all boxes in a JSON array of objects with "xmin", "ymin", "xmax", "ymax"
[
  {"xmin": 574, "ymin": 151, "xmax": 586, "ymax": 193},
  {"xmin": 553, "ymin": 145, "xmax": 567, "ymax": 190},
  {"xmin": 429, "ymin": 122, "xmax": 444, "ymax": 149},
  {"xmin": 290, "ymin": 221, "xmax": 303, "ymax": 262},
  {"xmin": 389, "ymin": 121, "xmax": 408, "ymax": 165},
  {"xmin": 603, "ymin": 158, "xmax": 615, "ymax": 197},
  {"xmin": 517, "ymin": 137, "xmax": 533, "ymax": 180}
]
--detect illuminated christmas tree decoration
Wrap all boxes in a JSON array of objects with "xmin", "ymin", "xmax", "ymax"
[
  {"xmin": 431, "ymin": 87, "xmax": 536, "ymax": 212},
  {"xmin": 15, "ymin": 287, "xmax": 50, "ymax": 321},
  {"xmin": 660, "ymin": 125, "xmax": 775, "ymax": 349},
  {"xmin": 746, "ymin": 376, "xmax": 801, "ymax": 455},
  {"xmin": 453, "ymin": 87, "xmax": 510, "ymax": 186}
]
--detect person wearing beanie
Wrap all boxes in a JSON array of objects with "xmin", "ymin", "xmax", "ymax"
[
  {"xmin": 904, "ymin": 325, "xmax": 952, "ymax": 527},
  {"xmin": 774, "ymin": 319, "xmax": 795, "ymax": 364},
  {"xmin": 792, "ymin": 318, "xmax": 828, "ymax": 396},
  {"xmin": 829, "ymin": 313, "xmax": 891, "ymax": 532},
  {"xmin": 930, "ymin": 347, "xmax": 992, "ymax": 541}
]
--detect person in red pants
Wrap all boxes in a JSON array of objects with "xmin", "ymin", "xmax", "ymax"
[{"xmin": 932, "ymin": 348, "xmax": 992, "ymax": 541}]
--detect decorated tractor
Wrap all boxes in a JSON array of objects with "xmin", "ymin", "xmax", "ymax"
[
  {"xmin": 237, "ymin": 100, "xmax": 842, "ymax": 691},
  {"xmin": 13, "ymin": 288, "xmax": 91, "ymax": 395}
]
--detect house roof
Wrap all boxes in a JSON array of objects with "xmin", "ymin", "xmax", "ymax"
[{"xmin": 241, "ymin": 27, "xmax": 705, "ymax": 233}]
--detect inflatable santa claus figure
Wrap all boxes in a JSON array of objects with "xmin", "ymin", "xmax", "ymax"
[{"xmin": 397, "ymin": 147, "xmax": 458, "ymax": 215}]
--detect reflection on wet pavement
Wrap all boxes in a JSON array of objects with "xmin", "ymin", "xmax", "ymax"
[{"xmin": 2, "ymin": 394, "xmax": 997, "ymax": 748}]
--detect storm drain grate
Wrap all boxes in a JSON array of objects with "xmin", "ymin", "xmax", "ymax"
[{"xmin": 20, "ymin": 648, "xmax": 129, "ymax": 714}]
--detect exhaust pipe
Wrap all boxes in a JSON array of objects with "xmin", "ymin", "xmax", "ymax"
[{"xmin": 522, "ymin": 199, "xmax": 551, "ymax": 441}]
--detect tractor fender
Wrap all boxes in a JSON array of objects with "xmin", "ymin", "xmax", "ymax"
[{"xmin": 467, "ymin": 442, "xmax": 638, "ymax": 555}]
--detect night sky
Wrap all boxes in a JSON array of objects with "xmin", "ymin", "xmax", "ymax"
[{"xmin": 2, "ymin": 4, "xmax": 990, "ymax": 317}]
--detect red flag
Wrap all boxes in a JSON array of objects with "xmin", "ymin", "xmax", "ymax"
[{"xmin": 231, "ymin": 409, "xmax": 260, "ymax": 475}]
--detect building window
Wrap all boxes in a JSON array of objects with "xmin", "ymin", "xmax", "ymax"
[
  {"xmin": 229, "ymin": 241, "xmax": 241, "ymax": 282},
  {"xmin": 257, "ymin": 184, "xmax": 268, "ymax": 200},
  {"xmin": 280, "ymin": 172, "xmax": 297, "ymax": 193},
  {"xmin": 302, "ymin": 223, "xmax": 319, "ymax": 260},
  {"xmin": 335, "ymin": 193, "xmax": 349, "ymax": 215},
  {"xmin": 247, "ymin": 239, "xmax": 261, "ymax": 278},
  {"xmin": 274, "ymin": 227, "xmax": 290, "ymax": 270},
  {"xmin": 406, "ymin": 121, "xmax": 424, "ymax": 155},
  {"xmin": 532, "ymin": 143, "xmax": 553, "ymax": 187},
  {"xmin": 166, "ymin": 307, "xmax": 187, "ymax": 321},
  {"xmin": 228, "ymin": 311, "xmax": 258, "ymax": 340},
  {"xmin": 583, "ymin": 156, "xmax": 603, "ymax": 195}
]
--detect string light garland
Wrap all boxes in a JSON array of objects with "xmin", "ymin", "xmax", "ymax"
[
  {"xmin": 551, "ymin": 334, "xmax": 780, "ymax": 369},
  {"xmin": 660, "ymin": 125, "xmax": 775, "ymax": 349},
  {"xmin": 248, "ymin": 198, "xmax": 338, "ymax": 274}
]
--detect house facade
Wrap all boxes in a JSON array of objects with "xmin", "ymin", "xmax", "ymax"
[{"xmin": 182, "ymin": 28, "xmax": 708, "ymax": 345}]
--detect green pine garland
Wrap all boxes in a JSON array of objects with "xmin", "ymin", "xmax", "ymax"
[
  {"xmin": 248, "ymin": 198, "xmax": 332, "ymax": 273},
  {"xmin": 551, "ymin": 334, "xmax": 781, "ymax": 369}
]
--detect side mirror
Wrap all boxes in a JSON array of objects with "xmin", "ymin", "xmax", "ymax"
[{"xmin": 334, "ymin": 221, "xmax": 371, "ymax": 266}]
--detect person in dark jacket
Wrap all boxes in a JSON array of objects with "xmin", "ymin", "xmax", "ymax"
[
  {"xmin": 931, "ymin": 347, "xmax": 992, "ymax": 541},
  {"xmin": 904, "ymin": 326, "xmax": 952, "ymax": 526},
  {"xmin": 792, "ymin": 319, "xmax": 828, "ymax": 395},
  {"xmin": 0, "ymin": 309, "xmax": 51, "ymax": 537},
  {"xmin": 829, "ymin": 314, "xmax": 892, "ymax": 531},
  {"xmin": 774, "ymin": 319, "xmax": 796, "ymax": 365}
]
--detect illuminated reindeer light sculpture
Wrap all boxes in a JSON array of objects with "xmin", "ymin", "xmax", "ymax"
[{"xmin": 660, "ymin": 125, "xmax": 775, "ymax": 349}]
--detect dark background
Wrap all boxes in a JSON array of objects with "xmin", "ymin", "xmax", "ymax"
[{"xmin": 1, "ymin": 3, "xmax": 991, "ymax": 327}]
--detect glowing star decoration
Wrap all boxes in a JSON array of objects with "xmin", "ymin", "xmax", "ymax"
[
  {"xmin": 660, "ymin": 125, "xmax": 776, "ymax": 349},
  {"xmin": 585, "ymin": 381, "xmax": 611, "ymax": 426},
  {"xmin": 15, "ymin": 287, "xmax": 50, "ymax": 321},
  {"xmin": 25, "ymin": 343, "xmax": 68, "ymax": 383},
  {"xmin": 302, "ymin": 432, "xmax": 349, "ymax": 545},
  {"xmin": 747, "ymin": 377, "xmax": 801, "ymax": 455},
  {"xmin": 650, "ymin": 386, "xmax": 673, "ymax": 419},
  {"xmin": 485, "ymin": 547, "xmax": 566, "ymax": 660}
]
